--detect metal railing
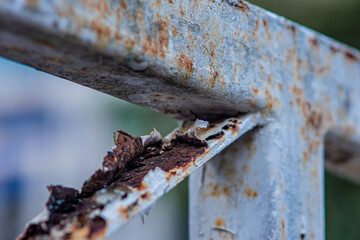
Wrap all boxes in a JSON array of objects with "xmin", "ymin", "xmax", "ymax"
[{"xmin": 0, "ymin": 0, "xmax": 359, "ymax": 239}]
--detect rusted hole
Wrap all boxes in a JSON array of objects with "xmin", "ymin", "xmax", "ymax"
[{"xmin": 205, "ymin": 131, "xmax": 225, "ymax": 141}]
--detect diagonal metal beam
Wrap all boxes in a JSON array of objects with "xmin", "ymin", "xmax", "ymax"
[{"xmin": 18, "ymin": 113, "xmax": 268, "ymax": 239}]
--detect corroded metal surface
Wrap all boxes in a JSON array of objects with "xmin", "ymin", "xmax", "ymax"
[
  {"xmin": 18, "ymin": 113, "xmax": 267, "ymax": 239},
  {"xmin": 1, "ymin": 0, "xmax": 360, "ymax": 239}
]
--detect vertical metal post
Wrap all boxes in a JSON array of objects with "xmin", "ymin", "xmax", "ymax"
[{"xmin": 190, "ymin": 121, "xmax": 324, "ymax": 239}]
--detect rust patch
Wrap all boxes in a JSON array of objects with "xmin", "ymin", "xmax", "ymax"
[
  {"xmin": 214, "ymin": 218, "xmax": 225, "ymax": 228},
  {"xmin": 42, "ymin": 56, "xmax": 67, "ymax": 64},
  {"xmin": 223, "ymin": 186, "xmax": 231, "ymax": 196},
  {"xmin": 137, "ymin": 182, "xmax": 148, "ymax": 191},
  {"xmin": 243, "ymin": 187, "xmax": 258, "ymax": 198},
  {"xmin": 91, "ymin": 20, "xmax": 111, "ymax": 46},
  {"xmin": 222, "ymin": 123, "xmax": 238, "ymax": 135},
  {"xmin": 252, "ymin": 88, "xmax": 259, "ymax": 95},
  {"xmin": 209, "ymin": 71, "xmax": 219, "ymax": 88},
  {"xmin": 292, "ymin": 85, "xmax": 303, "ymax": 97},
  {"xmin": 19, "ymin": 186, "xmax": 106, "ymax": 240},
  {"xmin": 119, "ymin": 207, "xmax": 130, "ymax": 220},
  {"xmin": 26, "ymin": 0, "xmax": 38, "ymax": 8},
  {"xmin": 344, "ymin": 50, "xmax": 359, "ymax": 62},
  {"xmin": 281, "ymin": 219, "xmax": 286, "ymax": 240},
  {"xmin": 262, "ymin": 19, "xmax": 271, "ymax": 40},
  {"xmin": 224, "ymin": 0, "xmax": 249, "ymax": 12},
  {"xmin": 176, "ymin": 54, "xmax": 194, "ymax": 75},
  {"xmin": 242, "ymin": 164, "xmax": 249, "ymax": 174},
  {"xmin": 140, "ymin": 192, "xmax": 151, "ymax": 202},
  {"xmin": 278, "ymin": 84, "xmax": 283, "ymax": 91},
  {"xmin": 309, "ymin": 37, "xmax": 318, "ymax": 48},
  {"xmin": 20, "ymin": 130, "xmax": 208, "ymax": 239},
  {"xmin": 33, "ymin": 38, "xmax": 57, "ymax": 49},
  {"xmin": 157, "ymin": 18, "xmax": 170, "ymax": 59},
  {"xmin": 330, "ymin": 45, "xmax": 340, "ymax": 54}
]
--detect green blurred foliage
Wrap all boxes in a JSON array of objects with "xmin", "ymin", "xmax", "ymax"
[
  {"xmin": 325, "ymin": 173, "xmax": 360, "ymax": 240},
  {"xmin": 105, "ymin": 99, "xmax": 179, "ymax": 137},
  {"xmin": 248, "ymin": 0, "xmax": 360, "ymax": 49}
]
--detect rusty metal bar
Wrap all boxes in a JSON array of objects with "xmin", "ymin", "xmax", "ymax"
[
  {"xmin": 1, "ymin": 0, "xmax": 360, "ymax": 239},
  {"xmin": 18, "ymin": 113, "xmax": 268, "ymax": 239}
]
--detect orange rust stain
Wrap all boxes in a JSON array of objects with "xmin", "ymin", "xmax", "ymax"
[
  {"xmin": 42, "ymin": 56, "xmax": 66, "ymax": 64},
  {"xmin": 119, "ymin": 0, "xmax": 128, "ymax": 10},
  {"xmin": 265, "ymin": 89, "xmax": 274, "ymax": 109},
  {"xmin": 157, "ymin": 18, "xmax": 170, "ymax": 59},
  {"xmin": 119, "ymin": 207, "xmax": 130, "ymax": 220},
  {"xmin": 211, "ymin": 183, "xmax": 220, "ymax": 197},
  {"xmin": 124, "ymin": 38, "xmax": 136, "ymax": 50},
  {"xmin": 137, "ymin": 182, "xmax": 148, "ymax": 191},
  {"xmin": 96, "ymin": 0, "xmax": 111, "ymax": 15},
  {"xmin": 307, "ymin": 111, "xmax": 323, "ymax": 130},
  {"xmin": 317, "ymin": 66, "xmax": 330, "ymax": 75},
  {"xmin": 286, "ymin": 48, "xmax": 296, "ymax": 62},
  {"xmin": 309, "ymin": 37, "xmax": 318, "ymax": 48},
  {"xmin": 26, "ymin": 0, "xmax": 38, "ymax": 7},
  {"xmin": 248, "ymin": 144, "xmax": 258, "ymax": 158},
  {"xmin": 33, "ymin": 39, "xmax": 57, "ymax": 49},
  {"xmin": 243, "ymin": 187, "xmax": 258, "ymax": 198},
  {"xmin": 344, "ymin": 50, "xmax": 359, "ymax": 62},
  {"xmin": 91, "ymin": 20, "xmax": 111, "ymax": 45},
  {"xmin": 266, "ymin": 75, "xmax": 273, "ymax": 87},
  {"xmin": 69, "ymin": 225, "xmax": 91, "ymax": 239},
  {"xmin": 225, "ymin": 167, "xmax": 236, "ymax": 182},
  {"xmin": 209, "ymin": 42, "xmax": 216, "ymax": 57},
  {"xmin": 262, "ymin": 19, "xmax": 271, "ymax": 40},
  {"xmin": 330, "ymin": 45, "xmax": 340, "ymax": 54},
  {"xmin": 303, "ymin": 151, "xmax": 309, "ymax": 165},
  {"xmin": 209, "ymin": 71, "xmax": 219, "ymax": 88},
  {"xmin": 168, "ymin": 0, "xmax": 174, "ymax": 3},
  {"xmin": 252, "ymin": 19, "xmax": 259, "ymax": 37},
  {"xmin": 180, "ymin": 5, "xmax": 185, "ymax": 17},
  {"xmin": 286, "ymin": 24, "xmax": 296, "ymax": 36},
  {"xmin": 300, "ymin": 126, "xmax": 306, "ymax": 139},
  {"xmin": 140, "ymin": 191, "xmax": 152, "ymax": 201},
  {"xmin": 292, "ymin": 85, "xmax": 303, "ymax": 97},
  {"xmin": 242, "ymin": 164, "xmax": 249, "ymax": 174},
  {"xmin": 115, "ymin": 32, "xmax": 123, "ymax": 41},
  {"xmin": 278, "ymin": 83, "xmax": 283, "ymax": 91},
  {"xmin": 214, "ymin": 218, "xmax": 225, "ymax": 228},
  {"xmin": 311, "ymin": 167, "xmax": 318, "ymax": 181},
  {"xmin": 176, "ymin": 54, "xmax": 194, "ymax": 75},
  {"xmin": 172, "ymin": 28, "xmax": 178, "ymax": 37},
  {"xmin": 281, "ymin": 219, "xmax": 286, "ymax": 240},
  {"xmin": 89, "ymin": 223, "xmax": 107, "ymax": 239},
  {"xmin": 223, "ymin": 186, "xmax": 231, "ymax": 196},
  {"xmin": 252, "ymin": 88, "xmax": 259, "ymax": 95}
]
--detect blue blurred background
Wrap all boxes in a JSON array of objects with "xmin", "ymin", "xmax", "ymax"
[{"xmin": 0, "ymin": 0, "xmax": 360, "ymax": 239}]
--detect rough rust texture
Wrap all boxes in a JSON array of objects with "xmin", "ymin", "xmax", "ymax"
[
  {"xmin": 20, "ymin": 130, "xmax": 208, "ymax": 239},
  {"xmin": 21, "ymin": 186, "xmax": 105, "ymax": 240}
]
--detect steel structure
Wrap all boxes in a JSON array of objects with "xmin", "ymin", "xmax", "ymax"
[{"xmin": 0, "ymin": 0, "xmax": 359, "ymax": 239}]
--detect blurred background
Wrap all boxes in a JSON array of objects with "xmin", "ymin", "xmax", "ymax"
[{"xmin": 0, "ymin": 0, "xmax": 359, "ymax": 239}]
